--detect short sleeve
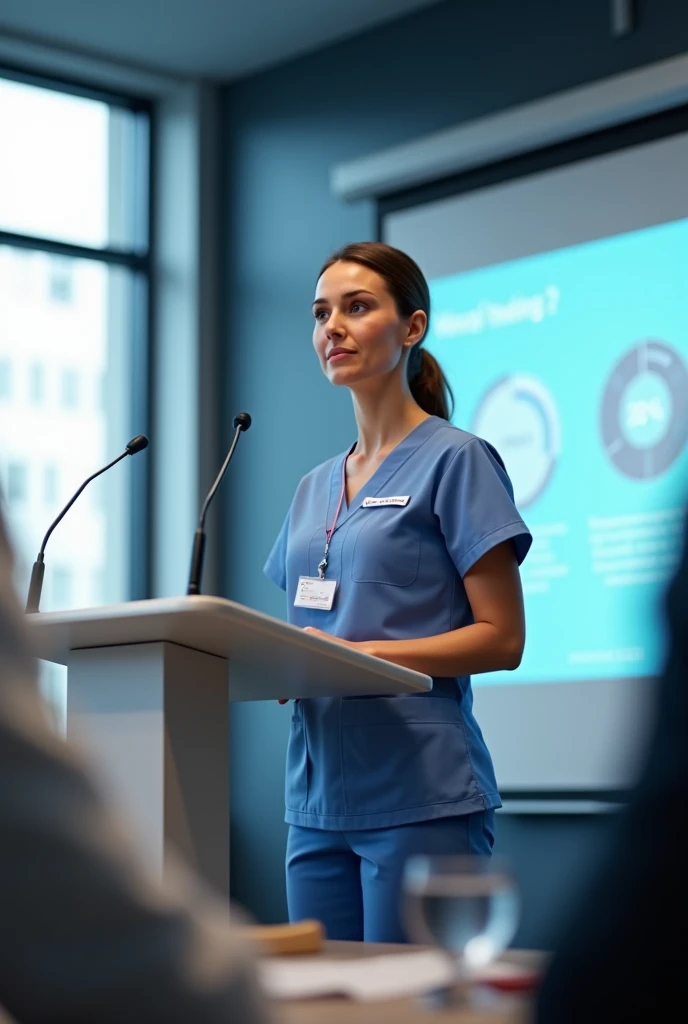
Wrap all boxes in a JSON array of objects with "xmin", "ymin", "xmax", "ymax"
[
  {"xmin": 263, "ymin": 509, "xmax": 290, "ymax": 591},
  {"xmin": 434, "ymin": 438, "xmax": 532, "ymax": 577}
]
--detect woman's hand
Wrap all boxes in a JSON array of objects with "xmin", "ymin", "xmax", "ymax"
[
  {"xmin": 277, "ymin": 629, "xmax": 377, "ymax": 703},
  {"xmin": 302, "ymin": 625, "xmax": 354, "ymax": 648},
  {"xmin": 303, "ymin": 626, "xmax": 376, "ymax": 656}
]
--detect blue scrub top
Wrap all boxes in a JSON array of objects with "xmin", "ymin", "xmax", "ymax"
[{"xmin": 264, "ymin": 416, "xmax": 531, "ymax": 830}]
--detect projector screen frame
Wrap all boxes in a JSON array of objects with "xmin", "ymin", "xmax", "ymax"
[
  {"xmin": 377, "ymin": 102, "xmax": 688, "ymax": 245},
  {"xmin": 332, "ymin": 53, "xmax": 688, "ymax": 202}
]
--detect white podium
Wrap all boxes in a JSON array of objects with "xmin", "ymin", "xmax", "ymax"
[{"xmin": 27, "ymin": 596, "xmax": 431, "ymax": 896}]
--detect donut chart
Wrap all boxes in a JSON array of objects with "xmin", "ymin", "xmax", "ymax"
[
  {"xmin": 472, "ymin": 374, "xmax": 561, "ymax": 509},
  {"xmin": 600, "ymin": 341, "xmax": 688, "ymax": 479}
]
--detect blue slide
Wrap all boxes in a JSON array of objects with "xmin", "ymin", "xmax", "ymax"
[{"xmin": 426, "ymin": 218, "xmax": 688, "ymax": 684}]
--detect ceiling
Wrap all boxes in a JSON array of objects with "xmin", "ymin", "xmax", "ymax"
[{"xmin": 0, "ymin": 0, "xmax": 440, "ymax": 80}]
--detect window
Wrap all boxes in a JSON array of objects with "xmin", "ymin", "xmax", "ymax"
[
  {"xmin": 29, "ymin": 363, "xmax": 45, "ymax": 404},
  {"xmin": 0, "ymin": 69, "xmax": 152, "ymax": 721},
  {"xmin": 60, "ymin": 368, "xmax": 79, "ymax": 409},
  {"xmin": 7, "ymin": 462, "xmax": 28, "ymax": 504},
  {"xmin": 0, "ymin": 359, "xmax": 11, "ymax": 399},
  {"xmin": 0, "ymin": 76, "xmax": 145, "ymax": 250}
]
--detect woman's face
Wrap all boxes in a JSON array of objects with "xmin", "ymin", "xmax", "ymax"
[{"xmin": 312, "ymin": 260, "xmax": 425, "ymax": 390}]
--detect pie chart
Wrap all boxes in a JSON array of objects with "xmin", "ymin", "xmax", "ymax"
[
  {"xmin": 472, "ymin": 374, "xmax": 561, "ymax": 508},
  {"xmin": 600, "ymin": 340, "xmax": 688, "ymax": 479}
]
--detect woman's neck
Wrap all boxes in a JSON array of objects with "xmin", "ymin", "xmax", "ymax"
[{"xmin": 350, "ymin": 379, "xmax": 429, "ymax": 459}]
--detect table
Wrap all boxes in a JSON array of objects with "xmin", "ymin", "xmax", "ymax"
[{"xmin": 278, "ymin": 942, "xmax": 538, "ymax": 1023}]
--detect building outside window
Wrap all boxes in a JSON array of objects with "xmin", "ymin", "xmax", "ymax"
[
  {"xmin": 29, "ymin": 362, "xmax": 45, "ymax": 404},
  {"xmin": 6, "ymin": 462, "xmax": 28, "ymax": 504},
  {"xmin": 0, "ymin": 359, "xmax": 11, "ymax": 399},
  {"xmin": 48, "ymin": 256, "xmax": 74, "ymax": 303},
  {"xmin": 60, "ymin": 367, "xmax": 80, "ymax": 409},
  {"xmin": 43, "ymin": 463, "xmax": 59, "ymax": 506}
]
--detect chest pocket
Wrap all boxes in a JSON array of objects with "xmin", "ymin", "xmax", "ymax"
[{"xmin": 350, "ymin": 507, "xmax": 420, "ymax": 587}]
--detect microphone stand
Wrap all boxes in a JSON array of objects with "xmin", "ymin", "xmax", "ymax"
[
  {"xmin": 187, "ymin": 413, "xmax": 251, "ymax": 596},
  {"xmin": 26, "ymin": 436, "xmax": 149, "ymax": 614}
]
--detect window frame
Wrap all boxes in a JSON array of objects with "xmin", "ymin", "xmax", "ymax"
[{"xmin": 0, "ymin": 62, "xmax": 154, "ymax": 601}]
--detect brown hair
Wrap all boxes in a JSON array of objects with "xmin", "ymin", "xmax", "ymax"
[{"xmin": 318, "ymin": 241, "xmax": 454, "ymax": 421}]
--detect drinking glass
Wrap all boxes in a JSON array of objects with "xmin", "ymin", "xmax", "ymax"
[{"xmin": 403, "ymin": 855, "xmax": 519, "ymax": 1006}]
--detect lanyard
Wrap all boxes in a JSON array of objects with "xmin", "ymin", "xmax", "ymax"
[{"xmin": 318, "ymin": 456, "xmax": 348, "ymax": 580}]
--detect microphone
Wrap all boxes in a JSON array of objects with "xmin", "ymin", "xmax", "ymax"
[
  {"xmin": 187, "ymin": 412, "xmax": 251, "ymax": 596},
  {"xmin": 25, "ymin": 435, "xmax": 149, "ymax": 614}
]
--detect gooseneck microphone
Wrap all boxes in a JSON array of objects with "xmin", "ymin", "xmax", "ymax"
[
  {"xmin": 187, "ymin": 412, "xmax": 251, "ymax": 596},
  {"xmin": 25, "ymin": 435, "xmax": 149, "ymax": 614}
]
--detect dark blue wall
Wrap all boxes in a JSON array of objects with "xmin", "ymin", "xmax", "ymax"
[{"xmin": 222, "ymin": 0, "xmax": 688, "ymax": 943}]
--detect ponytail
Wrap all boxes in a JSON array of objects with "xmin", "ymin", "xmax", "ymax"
[{"xmin": 408, "ymin": 346, "xmax": 454, "ymax": 421}]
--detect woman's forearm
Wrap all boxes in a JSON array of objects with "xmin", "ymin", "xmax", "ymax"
[{"xmin": 365, "ymin": 621, "xmax": 523, "ymax": 677}]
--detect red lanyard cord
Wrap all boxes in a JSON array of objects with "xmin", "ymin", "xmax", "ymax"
[{"xmin": 318, "ymin": 456, "xmax": 348, "ymax": 579}]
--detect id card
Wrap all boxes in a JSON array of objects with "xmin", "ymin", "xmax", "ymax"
[{"xmin": 294, "ymin": 575, "xmax": 337, "ymax": 611}]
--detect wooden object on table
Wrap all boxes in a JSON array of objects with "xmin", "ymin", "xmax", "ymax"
[{"xmin": 245, "ymin": 919, "xmax": 325, "ymax": 956}]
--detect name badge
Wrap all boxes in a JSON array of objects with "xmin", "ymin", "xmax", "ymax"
[
  {"xmin": 362, "ymin": 495, "xmax": 410, "ymax": 507},
  {"xmin": 294, "ymin": 575, "xmax": 337, "ymax": 611}
]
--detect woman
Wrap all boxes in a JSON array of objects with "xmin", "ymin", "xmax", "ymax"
[{"xmin": 264, "ymin": 242, "xmax": 531, "ymax": 943}]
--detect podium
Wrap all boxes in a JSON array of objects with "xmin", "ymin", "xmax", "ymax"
[{"xmin": 27, "ymin": 596, "xmax": 431, "ymax": 896}]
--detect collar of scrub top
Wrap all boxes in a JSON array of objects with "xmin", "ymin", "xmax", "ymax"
[{"xmin": 317, "ymin": 417, "xmax": 443, "ymax": 581}]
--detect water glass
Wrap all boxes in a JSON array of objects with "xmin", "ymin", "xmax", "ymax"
[{"xmin": 403, "ymin": 854, "xmax": 519, "ymax": 1005}]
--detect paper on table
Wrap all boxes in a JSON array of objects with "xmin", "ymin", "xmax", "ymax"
[{"xmin": 260, "ymin": 950, "xmax": 455, "ymax": 1002}]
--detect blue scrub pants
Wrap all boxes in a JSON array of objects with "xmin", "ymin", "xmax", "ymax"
[{"xmin": 286, "ymin": 810, "xmax": 495, "ymax": 943}]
